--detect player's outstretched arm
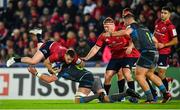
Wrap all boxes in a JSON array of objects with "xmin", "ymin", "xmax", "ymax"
[
  {"xmin": 27, "ymin": 65, "xmax": 58, "ymax": 83},
  {"xmin": 82, "ymin": 45, "xmax": 101, "ymax": 61}
]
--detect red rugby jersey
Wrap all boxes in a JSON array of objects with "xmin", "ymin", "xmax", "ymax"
[
  {"xmin": 48, "ymin": 42, "xmax": 78, "ymax": 64},
  {"xmin": 154, "ymin": 19, "xmax": 177, "ymax": 54},
  {"xmin": 96, "ymin": 27, "xmax": 129, "ymax": 59}
]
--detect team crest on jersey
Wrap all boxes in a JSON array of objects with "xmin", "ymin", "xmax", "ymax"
[
  {"xmin": 105, "ymin": 39, "xmax": 110, "ymax": 42},
  {"xmin": 162, "ymin": 27, "xmax": 166, "ymax": 31}
]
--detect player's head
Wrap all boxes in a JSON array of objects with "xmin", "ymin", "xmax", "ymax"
[
  {"xmin": 65, "ymin": 49, "xmax": 76, "ymax": 64},
  {"xmin": 161, "ymin": 6, "xmax": 172, "ymax": 21},
  {"xmin": 103, "ymin": 17, "xmax": 115, "ymax": 32},
  {"xmin": 122, "ymin": 8, "xmax": 134, "ymax": 26}
]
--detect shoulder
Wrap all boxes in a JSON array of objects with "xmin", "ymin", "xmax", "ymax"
[
  {"xmin": 166, "ymin": 20, "xmax": 176, "ymax": 28},
  {"xmin": 155, "ymin": 19, "xmax": 161, "ymax": 24}
]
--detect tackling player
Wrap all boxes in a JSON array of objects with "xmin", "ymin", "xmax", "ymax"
[{"xmin": 27, "ymin": 59, "xmax": 140, "ymax": 103}]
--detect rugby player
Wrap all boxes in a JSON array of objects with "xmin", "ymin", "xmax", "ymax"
[
  {"xmin": 153, "ymin": 6, "xmax": 178, "ymax": 91},
  {"xmin": 6, "ymin": 29, "xmax": 84, "ymax": 75}
]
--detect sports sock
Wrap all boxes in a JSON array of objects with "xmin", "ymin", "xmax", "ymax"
[
  {"xmin": 162, "ymin": 78, "xmax": 169, "ymax": 91},
  {"xmin": 127, "ymin": 81, "xmax": 135, "ymax": 90},
  {"xmin": 146, "ymin": 79, "xmax": 157, "ymax": 97},
  {"xmin": 14, "ymin": 58, "xmax": 21, "ymax": 62},
  {"xmin": 118, "ymin": 79, "xmax": 125, "ymax": 93},
  {"xmin": 158, "ymin": 84, "xmax": 167, "ymax": 94},
  {"xmin": 104, "ymin": 84, "xmax": 111, "ymax": 95},
  {"xmin": 144, "ymin": 90, "xmax": 154, "ymax": 101}
]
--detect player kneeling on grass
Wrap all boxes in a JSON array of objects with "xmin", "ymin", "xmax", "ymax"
[{"xmin": 27, "ymin": 62, "xmax": 140, "ymax": 103}]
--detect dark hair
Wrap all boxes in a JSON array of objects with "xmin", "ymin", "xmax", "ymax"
[
  {"xmin": 162, "ymin": 6, "xmax": 172, "ymax": 12},
  {"xmin": 122, "ymin": 8, "xmax": 134, "ymax": 18},
  {"xmin": 103, "ymin": 17, "xmax": 114, "ymax": 24},
  {"xmin": 66, "ymin": 49, "xmax": 76, "ymax": 58}
]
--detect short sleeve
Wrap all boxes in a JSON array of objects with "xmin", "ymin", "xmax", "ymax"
[
  {"xmin": 168, "ymin": 24, "xmax": 177, "ymax": 38},
  {"xmin": 49, "ymin": 53, "xmax": 59, "ymax": 63},
  {"xmin": 96, "ymin": 34, "xmax": 105, "ymax": 47}
]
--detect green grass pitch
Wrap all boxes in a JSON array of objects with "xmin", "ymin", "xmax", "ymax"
[{"xmin": 0, "ymin": 100, "xmax": 180, "ymax": 110}]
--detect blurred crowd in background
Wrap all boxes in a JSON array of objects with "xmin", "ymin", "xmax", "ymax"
[{"xmin": 0, "ymin": 0, "xmax": 179, "ymax": 67}]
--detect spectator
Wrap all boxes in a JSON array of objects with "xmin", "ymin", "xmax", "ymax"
[
  {"xmin": 0, "ymin": 22, "xmax": 8, "ymax": 45},
  {"xmin": 66, "ymin": 31, "xmax": 77, "ymax": 48},
  {"xmin": 83, "ymin": 0, "xmax": 96, "ymax": 15},
  {"xmin": 75, "ymin": 38, "xmax": 90, "ymax": 57}
]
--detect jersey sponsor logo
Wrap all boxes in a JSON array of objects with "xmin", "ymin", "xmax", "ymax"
[
  {"xmin": 162, "ymin": 27, "xmax": 167, "ymax": 31},
  {"xmin": 172, "ymin": 29, "xmax": 177, "ymax": 36},
  {"xmin": 159, "ymin": 62, "xmax": 163, "ymax": 66},
  {"xmin": 0, "ymin": 74, "xmax": 9, "ymax": 96},
  {"xmin": 125, "ymin": 65, "xmax": 130, "ymax": 67}
]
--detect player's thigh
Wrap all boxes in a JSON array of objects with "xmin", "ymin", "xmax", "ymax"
[
  {"xmin": 91, "ymin": 76, "xmax": 104, "ymax": 94},
  {"xmin": 31, "ymin": 50, "xmax": 44, "ymax": 63},
  {"xmin": 104, "ymin": 70, "xmax": 116, "ymax": 81},
  {"xmin": 79, "ymin": 72, "xmax": 94, "ymax": 89}
]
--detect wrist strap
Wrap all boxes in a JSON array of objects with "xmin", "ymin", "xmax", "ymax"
[{"xmin": 35, "ymin": 72, "xmax": 42, "ymax": 78}]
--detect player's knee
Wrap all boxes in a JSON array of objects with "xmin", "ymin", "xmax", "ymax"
[
  {"xmin": 74, "ymin": 92, "xmax": 87, "ymax": 103},
  {"xmin": 30, "ymin": 60, "xmax": 38, "ymax": 65}
]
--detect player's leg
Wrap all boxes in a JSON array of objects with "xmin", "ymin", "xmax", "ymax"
[
  {"xmin": 135, "ymin": 66, "xmax": 155, "ymax": 102},
  {"xmin": 122, "ymin": 67, "xmax": 139, "ymax": 103},
  {"xmin": 91, "ymin": 76, "xmax": 141, "ymax": 103},
  {"xmin": 104, "ymin": 59, "xmax": 119, "ymax": 95},
  {"xmin": 29, "ymin": 28, "xmax": 43, "ymax": 49},
  {"xmin": 146, "ymin": 68, "xmax": 172, "ymax": 103},
  {"xmin": 6, "ymin": 28, "xmax": 44, "ymax": 67},
  {"xmin": 157, "ymin": 54, "xmax": 169, "ymax": 91},
  {"xmin": 121, "ymin": 58, "xmax": 138, "ymax": 103},
  {"xmin": 146, "ymin": 79, "xmax": 158, "ymax": 102},
  {"xmin": 117, "ymin": 69, "xmax": 125, "ymax": 93}
]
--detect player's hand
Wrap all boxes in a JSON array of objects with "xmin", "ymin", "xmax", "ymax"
[
  {"xmin": 125, "ymin": 46, "xmax": 133, "ymax": 54},
  {"xmin": 27, "ymin": 65, "xmax": 37, "ymax": 76},
  {"xmin": 157, "ymin": 43, "xmax": 165, "ymax": 49},
  {"xmin": 79, "ymin": 60, "xmax": 85, "ymax": 67}
]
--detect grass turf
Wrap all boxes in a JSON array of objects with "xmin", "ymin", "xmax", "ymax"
[{"xmin": 0, "ymin": 100, "xmax": 180, "ymax": 109}]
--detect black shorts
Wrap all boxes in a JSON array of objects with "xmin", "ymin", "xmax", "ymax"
[
  {"xmin": 157, "ymin": 54, "xmax": 169, "ymax": 68},
  {"xmin": 122, "ymin": 58, "xmax": 138, "ymax": 68},
  {"xmin": 106, "ymin": 58, "xmax": 124, "ymax": 72},
  {"xmin": 57, "ymin": 64, "xmax": 94, "ymax": 89},
  {"xmin": 137, "ymin": 50, "xmax": 159, "ymax": 69},
  {"xmin": 106, "ymin": 58, "xmax": 138, "ymax": 71},
  {"xmin": 39, "ymin": 41, "xmax": 54, "ymax": 59}
]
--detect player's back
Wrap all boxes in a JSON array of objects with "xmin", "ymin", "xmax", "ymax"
[{"xmin": 130, "ymin": 23, "xmax": 156, "ymax": 52}]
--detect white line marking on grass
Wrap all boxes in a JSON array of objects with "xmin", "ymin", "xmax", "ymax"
[{"xmin": 0, "ymin": 109, "xmax": 179, "ymax": 110}]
